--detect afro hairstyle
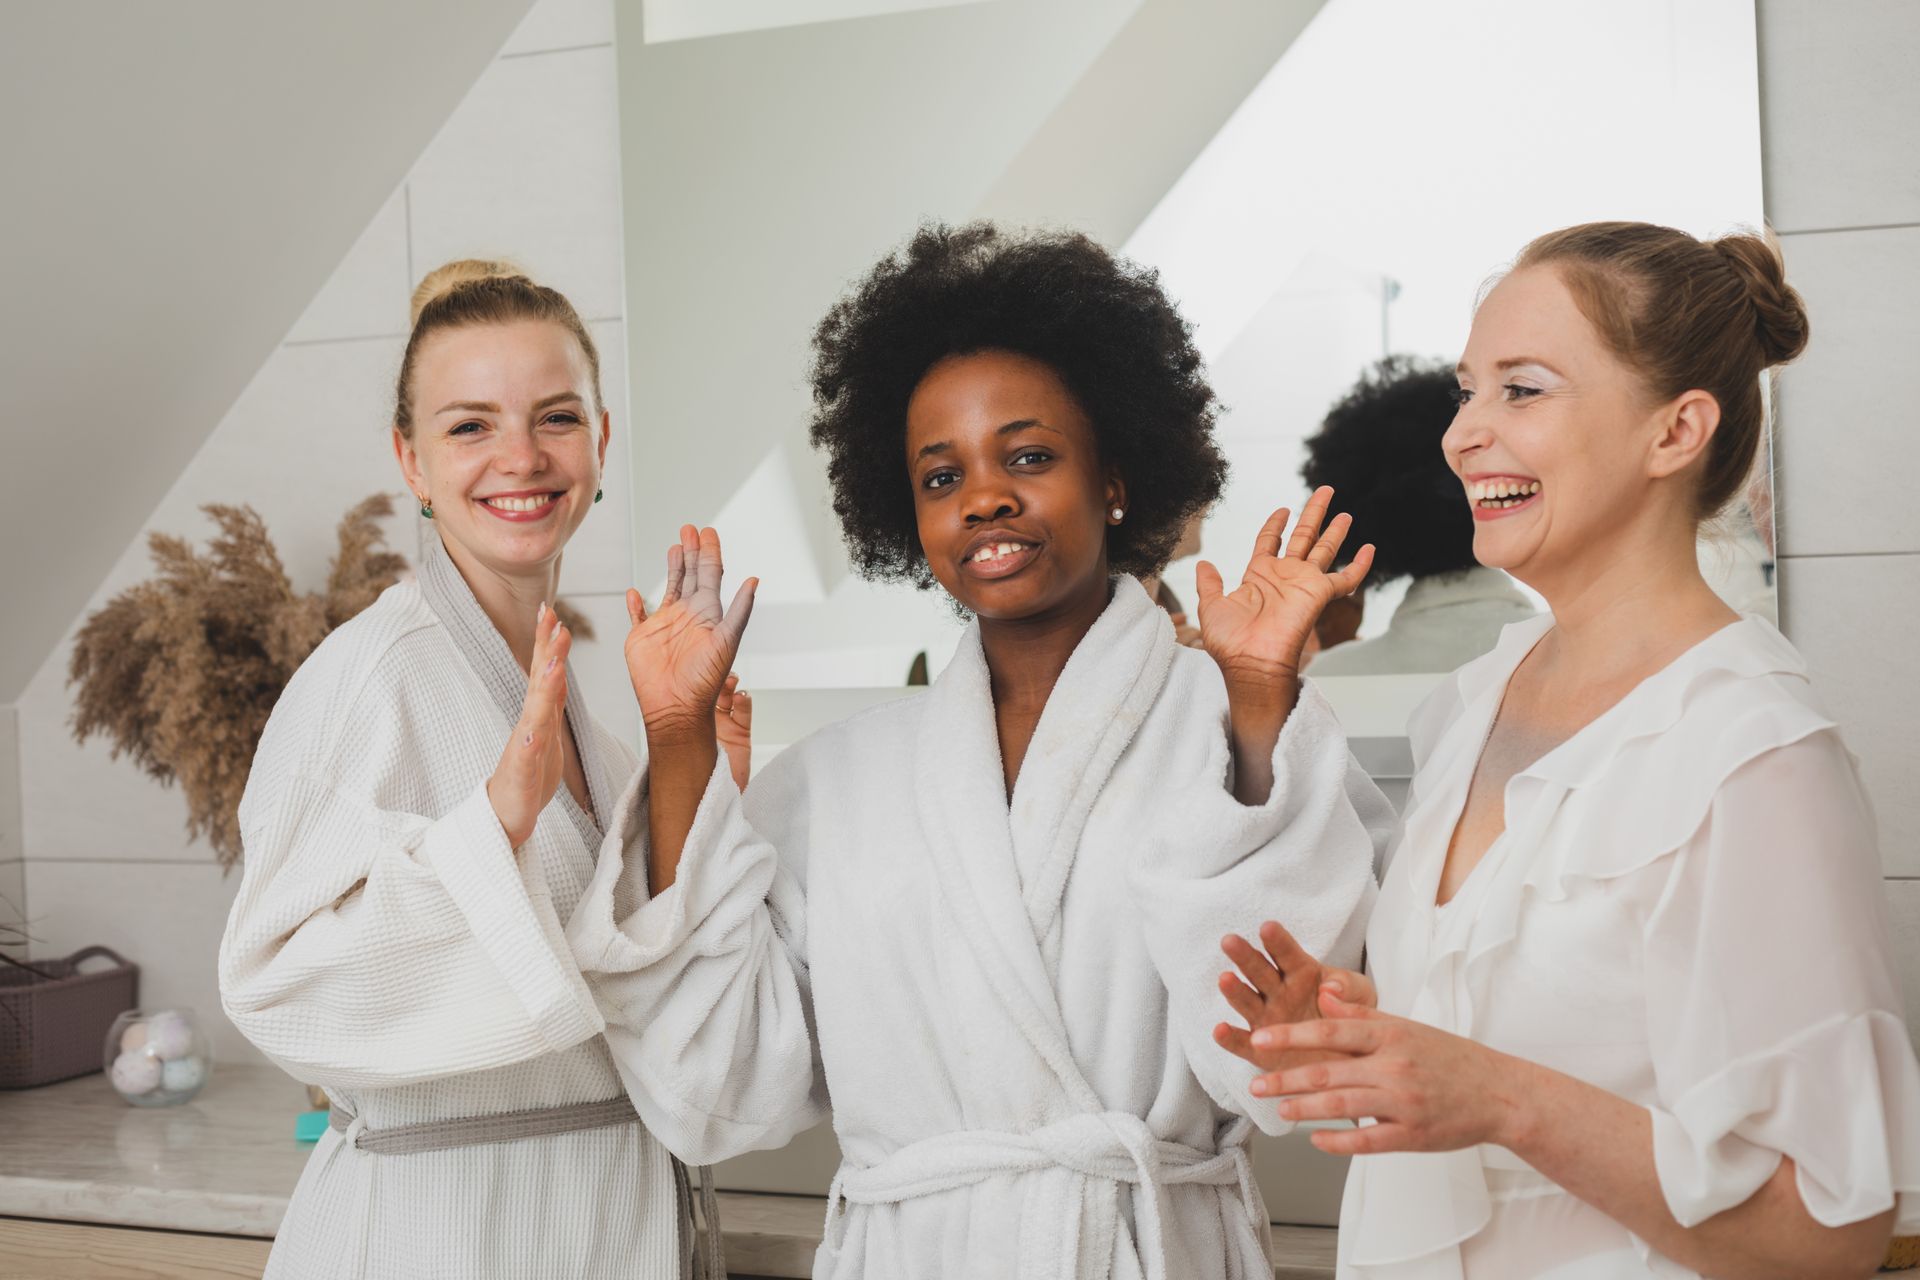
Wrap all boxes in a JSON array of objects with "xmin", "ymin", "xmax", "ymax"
[
  {"xmin": 807, "ymin": 222, "xmax": 1227, "ymax": 589},
  {"xmin": 1300, "ymin": 354, "xmax": 1476, "ymax": 583}
]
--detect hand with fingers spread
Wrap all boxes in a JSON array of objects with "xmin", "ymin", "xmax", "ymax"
[
  {"xmin": 487, "ymin": 602, "xmax": 573, "ymax": 849},
  {"xmin": 1241, "ymin": 989, "xmax": 1527, "ymax": 1156},
  {"xmin": 624, "ymin": 525, "xmax": 759, "ymax": 743},
  {"xmin": 1195, "ymin": 486, "xmax": 1373, "ymax": 804},
  {"xmin": 1212, "ymin": 919, "xmax": 1375, "ymax": 1073},
  {"xmin": 1194, "ymin": 485, "xmax": 1374, "ymax": 695},
  {"xmin": 714, "ymin": 673, "xmax": 753, "ymax": 791}
]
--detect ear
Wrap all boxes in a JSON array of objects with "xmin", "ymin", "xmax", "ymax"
[
  {"xmin": 1647, "ymin": 389, "xmax": 1720, "ymax": 482},
  {"xmin": 393, "ymin": 426, "xmax": 427, "ymax": 501},
  {"xmin": 597, "ymin": 407, "xmax": 612, "ymax": 472},
  {"xmin": 1104, "ymin": 466, "xmax": 1128, "ymax": 524}
]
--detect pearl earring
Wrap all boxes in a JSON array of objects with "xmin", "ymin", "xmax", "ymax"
[{"xmin": 1111, "ymin": 507, "xmax": 1124, "ymax": 522}]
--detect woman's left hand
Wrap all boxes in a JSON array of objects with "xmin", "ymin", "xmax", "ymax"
[
  {"xmin": 1195, "ymin": 486, "xmax": 1373, "ymax": 699},
  {"xmin": 1246, "ymin": 989, "xmax": 1529, "ymax": 1156}
]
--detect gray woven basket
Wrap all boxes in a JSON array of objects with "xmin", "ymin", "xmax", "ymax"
[{"xmin": 0, "ymin": 945, "xmax": 140, "ymax": 1089}]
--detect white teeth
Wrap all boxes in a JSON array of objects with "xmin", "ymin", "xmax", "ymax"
[
  {"xmin": 972, "ymin": 542, "xmax": 1028, "ymax": 563},
  {"xmin": 484, "ymin": 495, "xmax": 552, "ymax": 513}
]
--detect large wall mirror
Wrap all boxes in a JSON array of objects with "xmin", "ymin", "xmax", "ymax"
[{"xmin": 615, "ymin": 0, "xmax": 1766, "ymax": 1223}]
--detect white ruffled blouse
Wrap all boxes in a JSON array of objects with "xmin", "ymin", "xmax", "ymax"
[{"xmin": 1340, "ymin": 613, "xmax": 1920, "ymax": 1278}]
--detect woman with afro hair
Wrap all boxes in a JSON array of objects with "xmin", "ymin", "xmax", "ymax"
[{"xmin": 595, "ymin": 223, "xmax": 1392, "ymax": 1280}]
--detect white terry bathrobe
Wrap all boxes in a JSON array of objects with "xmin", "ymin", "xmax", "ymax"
[
  {"xmin": 575, "ymin": 576, "xmax": 1389, "ymax": 1280},
  {"xmin": 221, "ymin": 535, "xmax": 818, "ymax": 1280}
]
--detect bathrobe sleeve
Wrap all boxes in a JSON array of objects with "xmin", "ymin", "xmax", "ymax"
[
  {"xmin": 1128, "ymin": 680, "xmax": 1389, "ymax": 1134},
  {"xmin": 221, "ymin": 703, "xmax": 605, "ymax": 1093},
  {"xmin": 566, "ymin": 751, "xmax": 824, "ymax": 1165},
  {"xmin": 1641, "ymin": 731, "xmax": 1920, "ymax": 1234}
]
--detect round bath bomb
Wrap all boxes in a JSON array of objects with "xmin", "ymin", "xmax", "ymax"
[
  {"xmin": 160, "ymin": 1055, "xmax": 208, "ymax": 1095},
  {"xmin": 111, "ymin": 1049, "xmax": 162, "ymax": 1096},
  {"xmin": 119, "ymin": 1022, "xmax": 149, "ymax": 1054},
  {"xmin": 146, "ymin": 1012, "xmax": 194, "ymax": 1060}
]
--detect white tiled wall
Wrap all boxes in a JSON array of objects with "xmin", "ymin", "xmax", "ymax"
[
  {"xmin": 9, "ymin": 0, "xmax": 630, "ymax": 1068},
  {"xmin": 1759, "ymin": 1, "xmax": 1920, "ymax": 1003}
]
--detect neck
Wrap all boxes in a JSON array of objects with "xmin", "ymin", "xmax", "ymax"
[
  {"xmin": 1524, "ymin": 512, "xmax": 1735, "ymax": 682},
  {"xmin": 977, "ymin": 577, "xmax": 1112, "ymax": 715},
  {"xmin": 437, "ymin": 533, "xmax": 563, "ymax": 671}
]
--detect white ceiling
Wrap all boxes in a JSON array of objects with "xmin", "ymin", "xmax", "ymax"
[{"xmin": 0, "ymin": 0, "xmax": 535, "ymax": 701}]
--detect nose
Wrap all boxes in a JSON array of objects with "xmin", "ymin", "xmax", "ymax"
[
  {"xmin": 1441, "ymin": 396, "xmax": 1490, "ymax": 469},
  {"xmin": 496, "ymin": 424, "xmax": 544, "ymax": 477},
  {"xmin": 960, "ymin": 477, "xmax": 1019, "ymax": 525}
]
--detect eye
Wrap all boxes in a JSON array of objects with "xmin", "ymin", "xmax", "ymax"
[
  {"xmin": 1011, "ymin": 448, "xmax": 1053, "ymax": 466},
  {"xmin": 923, "ymin": 468, "xmax": 959, "ymax": 491},
  {"xmin": 1502, "ymin": 383, "xmax": 1542, "ymax": 401},
  {"xmin": 1448, "ymin": 387, "xmax": 1472, "ymax": 407},
  {"xmin": 449, "ymin": 420, "xmax": 485, "ymax": 436},
  {"xmin": 542, "ymin": 411, "xmax": 582, "ymax": 427}
]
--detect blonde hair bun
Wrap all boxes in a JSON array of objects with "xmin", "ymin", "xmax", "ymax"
[{"xmin": 409, "ymin": 258, "xmax": 530, "ymax": 327}]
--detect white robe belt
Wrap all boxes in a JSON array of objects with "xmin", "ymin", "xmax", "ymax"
[{"xmin": 823, "ymin": 1112, "xmax": 1261, "ymax": 1280}]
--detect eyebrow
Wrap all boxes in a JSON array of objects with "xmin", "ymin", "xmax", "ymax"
[
  {"xmin": 434, "ymin": 391, "xmax": 585, "ymax": 416},
  {"xmin": 1454, "ymin": 356, "xmax": 1564, "ymax": 377},
  {"xmin": 913, "ymin": 418, "xmax": 1060, "ymax": 463}
]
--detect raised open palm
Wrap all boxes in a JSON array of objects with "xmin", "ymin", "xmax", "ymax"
[
  {"xmin": 625, "ymin": 525, "xmax": 757, "ymax": 739},
  {"xmin": 1195, "ymin": 486, "xmax": 1373, "ymax": 688}
]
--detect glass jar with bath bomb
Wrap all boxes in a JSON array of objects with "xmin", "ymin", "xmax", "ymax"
[{"xmin": 103, "ymin": 1008, "xmax": 213, "ymax": 1106}]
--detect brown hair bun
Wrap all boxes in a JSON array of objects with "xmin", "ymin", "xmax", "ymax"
[{"xmin": 1712, "ymin": 234, "xmax": 1811, "ymax": 366}]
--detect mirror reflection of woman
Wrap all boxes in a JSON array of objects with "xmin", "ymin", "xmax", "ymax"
[
  {"xmin": 596, "ymin": 223, "xmax": 1391, "ymax": 1279},
  {"xmin": 219, "ymin": 262, "xmax": 799, "ymax": 1280},
  {"xmin": 1220, "ymin": 223, "xmax": 1920, "ymax": 1279}
]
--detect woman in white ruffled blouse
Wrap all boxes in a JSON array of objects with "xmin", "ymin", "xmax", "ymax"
[{"xmin": 1215, "ymin": 221, "xmax": 1920, "ymax": 1279}]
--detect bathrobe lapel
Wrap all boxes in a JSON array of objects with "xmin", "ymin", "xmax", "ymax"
[
  {"xmin": 911, "ymin": 577, "xmax": 1175, "ymax": 1100},
  {"xmin": 416, "ymin": 536, "xmax": 612, "ymax": 910}
]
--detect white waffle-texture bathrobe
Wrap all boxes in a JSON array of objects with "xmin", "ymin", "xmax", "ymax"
[
  {"xmin": 577, "ymin": 577, "xmax": 1389, "ymax": 1280},
  {"xmin": 221, "ymin": 535, "xmax": 819, "ymax": 1280}
]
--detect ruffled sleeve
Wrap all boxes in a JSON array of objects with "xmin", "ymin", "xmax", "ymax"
[{"xmin": 1642, "ymin": 729, "xmax": 1920, "ymax": 1233}]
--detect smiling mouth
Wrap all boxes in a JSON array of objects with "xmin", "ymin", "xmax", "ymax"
[
  {"xmin": 963, "ymin": 540, "xmax": 1040, "ymax": 579},
  {"xmin": 1468, "ymin": 478, "xmax": 1541, "ymax": 513},
  {"xmin": 477, "ymin": 492, "xmax": 562, "ymax": 519}
]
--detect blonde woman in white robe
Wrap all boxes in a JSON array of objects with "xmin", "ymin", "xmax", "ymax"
[
  {"xmin": 1221, "ymin": 223, "xmax": 1920, "ymax": 1279},
  {"xmin": 580, "ymin": 224, "xmax": 1391, "ymax": 1280},
  {"xmin": 220, "ymin": 262, "xmax": 817, "ymax": 1280}
]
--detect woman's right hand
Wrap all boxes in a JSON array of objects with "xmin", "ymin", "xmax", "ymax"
[
  {"xmin": 487, "ymin": 602, "xmax": 571, "ymax": 850},
  {"xmin": 625, "ymin": 525, "xmax": 758, "ymax": 744}
]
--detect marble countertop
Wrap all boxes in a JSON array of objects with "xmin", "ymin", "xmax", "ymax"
[
  {"xmin": 0, "ymin": 1065, "xmax": 1332, "ymax": 1278},
  {"xmin": 0, "ymin": 1063, "xmax": 313, "ymax": 1236}
]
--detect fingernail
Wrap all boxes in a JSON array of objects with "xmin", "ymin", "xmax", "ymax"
[
  {"xmin": 1252, "ymin": 1030, "xmax": 1275, "ymax": 1048},
  {"xmin": 538, "ymin": 601, "xmax": 547, "ymax": 620},
  {"xmin": 1276, "ymin": 1099, "xmax": 1295, "ymax": 1118},
  {"xmin": 1250, "ymin": 1078, "xmax": 1269, "ymax": 1097},
  {"xmin": 545, "ymin": 656, "xmax": 557, "ymax": 674}
]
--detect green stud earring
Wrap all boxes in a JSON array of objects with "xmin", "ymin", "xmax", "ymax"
[
  {"xmin": 593, "ymin": 488, "xmax": 604, "ymax": 504},
  {"xmin": 418, "ymin": 496, "xmax": 434, "ymax": 519}
]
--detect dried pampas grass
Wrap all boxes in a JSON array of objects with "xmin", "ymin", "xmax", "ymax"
[{"xmin": 69, "ymin": 496, "xmax": 409, "ymax": 870}]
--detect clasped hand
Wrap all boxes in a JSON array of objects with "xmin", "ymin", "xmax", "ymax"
[{"xmin": 1215, "ymin": 918, "xmax": 1522, "ymax": 1156}]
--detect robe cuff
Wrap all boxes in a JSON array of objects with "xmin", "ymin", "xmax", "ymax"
[
  {"xmin": 569, "ymin": 754, "xmax": 754, "ymax": 974},
  {"xmin": 415, "ymin": 781, "xmax": 605, "ymax": 1051}
]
